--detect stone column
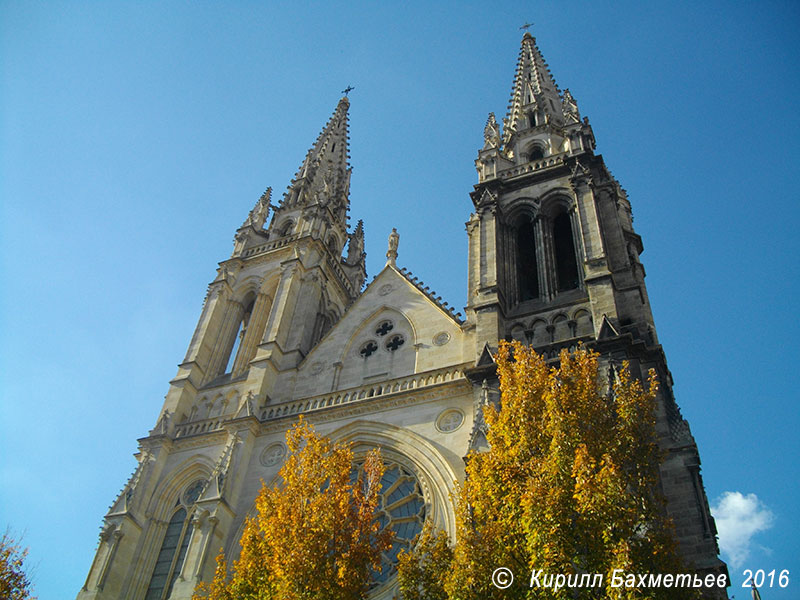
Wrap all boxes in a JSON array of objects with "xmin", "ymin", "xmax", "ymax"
[
  {"xmin": 569, "ymin": 208, "xmax": 585, "ymax": 287},
  {"xmin": 464, "ymin": 213, "xmax": 481, "ymax": 324},
  {"xmin": 534, "ymin": 218, "xmax": 549, "ymax": 300},
  {"xmin": 540, "ymin": 218, "xmax": 557, "ymax": 300}
]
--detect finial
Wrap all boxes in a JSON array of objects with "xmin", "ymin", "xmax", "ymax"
[
  {"xmin": 520, "ymin": 22, "xmax": 533, "ymax": 32},
  {"xmin": 386, "ymin": 227, "xmax": 399, "ymax": 267},
  {"xmin": 342, "ymin": 85, "xmax": 355, "ymax": 96},
  {"xmin": 483, "ymin": 112, "xmax": 500, "ymax": 149},
  {"xmin": 241, "ymin": 187, "xmax": 271, "ymax": 230}
]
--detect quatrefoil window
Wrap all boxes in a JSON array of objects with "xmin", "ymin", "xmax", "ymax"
[
  {"xmin": 375, "ymin": 320, "xmax": 394, "ymax": 336},
  {"xmin": 359, "ymin": 341, "xmax": 379, "ymax": 358},
  {"xmin": 385, "ymin": 334, "xmax": 405, "ymax": 352}
]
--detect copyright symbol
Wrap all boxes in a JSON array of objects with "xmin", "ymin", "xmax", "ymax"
[{"xmin": 492, "ymin": 567, "xmax": 514, "ymax": 589}]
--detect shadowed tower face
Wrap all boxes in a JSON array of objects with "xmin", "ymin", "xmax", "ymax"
[{"xmin": 77, "ymin": 32, "xmax": 727, "ymax": 600}]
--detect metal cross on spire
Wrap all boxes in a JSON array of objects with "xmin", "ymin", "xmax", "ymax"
[
  {"xmin": 520, "ymin": 22, "xmax": 533, "ymax": 31},
  {"xmin": 342, "ymin": 85, "xmax": 355, "ymax": 96}
]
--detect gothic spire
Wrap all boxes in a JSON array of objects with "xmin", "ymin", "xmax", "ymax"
[
  {"xmin": 503, "ymin": 32, "xmax": 565, "ymax": 144},
  {"xmin": 280, "ymin": 96, "xmax": 352, "ymax": 226}
]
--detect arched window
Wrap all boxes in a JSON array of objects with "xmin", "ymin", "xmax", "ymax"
[
  {"xmin": 553, "ymin": 211, "xmax": 579, "ymax": 291},
  {"xmin": 516, "ymin": 219, "xmax": 539, "ymax": 301},
  {"xmin": 326, "ymin": 234, "xmax": 339, "ymax": 254},
  {"xmin": 528, "ymin": 145, "xmax": 545, "ymax": 160},
  {"xmin": 528, "ymin": 111, "xmax": 537, "ymax": 127},
  {"xmin": 278, "ymin": 220, "xmax": 294, "ymax": 237},
  {"xmin": 312, "ymin": 312, "xmax": 332, "ymax": 346},
  {"xmin": 224, "ymin": 296, "xmax": 255, "ymax": 374},
  {"xmin": 145, "ymin": 480, "xmax": 205, "ymax": 600}
]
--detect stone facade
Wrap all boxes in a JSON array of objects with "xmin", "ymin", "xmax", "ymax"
[{"xmin": 77, "ymin": 33, "xmax": 727, "ymax": 600}]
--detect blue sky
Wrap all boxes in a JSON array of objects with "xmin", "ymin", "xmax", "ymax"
[{"xmin": 1, "ymin": 1, "xmax": 799, "ymax": 598}]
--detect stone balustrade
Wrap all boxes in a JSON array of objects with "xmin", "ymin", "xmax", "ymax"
[
  {"xmin": 170, "ymin": 365, "xmax": 466, "ymax": 439},
  {"xmin": 241, "ymin": 233, "xmax": 357, "ymax": 297},
  {"xmin": 499, "ymin": 155, "xmax": 564, "ymax": 179},
  {"xmin": 261, "ymin": 365, "xmax": 465, "ymax": 421},
  {"xmin": 173, "ymin": 417, "xmax": 226, "ymax": 438}
]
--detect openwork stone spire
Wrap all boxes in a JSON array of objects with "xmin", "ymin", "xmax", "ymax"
[
  {"xmin": 503, "ymin": 32, "xmax": 565, "ymax": 143},
  {"xmin": 476, "ymin": 32, "xmax": 594, "ymax": 184},
  {"xmin": 280, "ymin": 96, "xmax": 352, "ymax": 228}
]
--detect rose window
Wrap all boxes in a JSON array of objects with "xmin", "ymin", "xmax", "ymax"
[{"xmin": 351, "ymin": 461, "xmax": 426, "ymax": 588}]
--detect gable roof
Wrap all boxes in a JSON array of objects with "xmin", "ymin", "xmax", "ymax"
[
  {"xmin": 298, "ymin": 263, "xmax": 465, "ymax": 368},
  {"xmin": 394, "ymin": 266, "xmax": 464, "ymax": 324}
]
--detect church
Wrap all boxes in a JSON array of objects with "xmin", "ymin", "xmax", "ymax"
[{"xmin": 77, "ymin": 33, "xmax": 727, "ymax": 599}]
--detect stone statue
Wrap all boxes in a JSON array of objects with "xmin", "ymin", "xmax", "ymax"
[
  {"xmin": 315, "ymin": 168, "xmax": 335, "ymax": 206},
  {"xmin": 386, "ymin": 227, "xmax": 399, "ymax": 266}
]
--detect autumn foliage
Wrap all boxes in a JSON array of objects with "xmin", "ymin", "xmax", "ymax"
[
  {"xmin": 0, "ymin": 530, "xmax": 35, "ymax": 600},
  {"xmin": 194, "ymin": 418, "xmax": 391, "ymax": 600},
  {"xmin": 398, "ymin": 342, "xmax": 694, "ymax": 599}
]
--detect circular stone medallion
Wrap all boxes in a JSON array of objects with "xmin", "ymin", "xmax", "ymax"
[
  {"xmin": 436, "ymin": 409, "xmax": 464, "ymax": 433},
  {"xmin": 260, "ymin": 443, "xmax": 286, "ymax": 467},
  {"xmin": 433, "ymin": 331, "xmax": 451, "ymax": 346},
  {"xmin": 309, "ymin": 361, "xmax": 325, "ymax": 375},
  {"xmin": 378, "ymin": 284, "xmax": 394, "ymax": 296}
]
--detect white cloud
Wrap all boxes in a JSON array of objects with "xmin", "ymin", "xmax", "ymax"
[{"xmin": 710, "ymin": 491, "xmax": 775, "ymax": 569}]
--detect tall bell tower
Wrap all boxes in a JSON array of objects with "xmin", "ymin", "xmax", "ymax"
[
  {"xmin": 77, "ymin": 97, "xmax": 367, "ymax": 600},
  {"xmin": 466, "ymin": 33, "xmax": 728, "ymax": 595},
  {"xmin": 467, "ymin": 32, "xmax": 653, "ymax": 347}
]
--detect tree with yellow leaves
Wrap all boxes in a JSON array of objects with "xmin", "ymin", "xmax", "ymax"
[
  {"xmin": 396, "ymin": 523, "xmax": 452, "ymax": 600},
  {"xmin": 0, "ymin": 530, "xmax": 35, "ymax": 600},
  {"xmin": 194, "ymin": 418, "xmax": 392, "ymax": 600},
  {"xmin": 399, "ymin": 342, "xmax": 695, "ymax": 599}
]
